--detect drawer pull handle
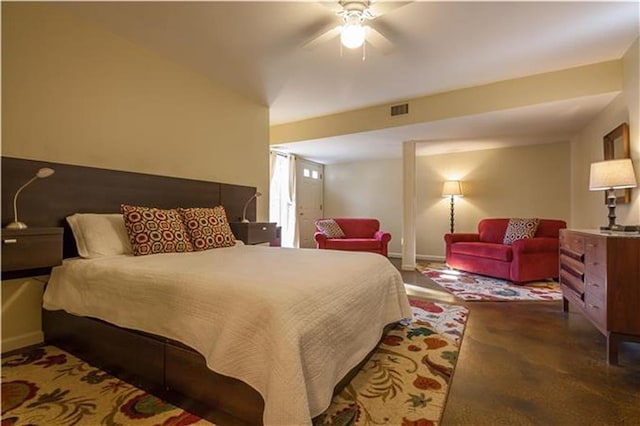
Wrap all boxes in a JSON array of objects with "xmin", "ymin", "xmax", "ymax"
[
  {"xmin": 3, "ymin": 238, "xmax": 17, "ymax": 244},
  {"xmin": 588, "ymin": 304, "xmax": 599, "ymax": 309},
  {"xmin": 262, "ymin": 227, "xmax": 267, "ymax": 231},
  {"xmin": 590, "ymin": 283, "xmax": 600, "ymax": 287},
  {"xmin": 586, "ymin": 243, "xmax": 596, "ymax": 248}
]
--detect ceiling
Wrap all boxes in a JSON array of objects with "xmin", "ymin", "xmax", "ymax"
[{"xmin": 59, "ymin": 1, "xmax": 639, "ymax": 163}]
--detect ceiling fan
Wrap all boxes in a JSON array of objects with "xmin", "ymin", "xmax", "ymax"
[{"xmin": 303, "ymin": 1, "xmax": 410, "ymax": 55}]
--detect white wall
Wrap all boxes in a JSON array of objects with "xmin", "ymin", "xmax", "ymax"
[{"xmin": 570, "ymin": 38, "xmax": 639, "ymax": 228}]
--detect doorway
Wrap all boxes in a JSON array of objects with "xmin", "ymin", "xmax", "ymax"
[{"xmin": 296, "ymin": 159, "xmax": 324, "ymax": 249}]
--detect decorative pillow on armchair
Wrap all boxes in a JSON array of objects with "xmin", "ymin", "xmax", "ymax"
[
  {"xmin": 503, "ymin": 218, "xmax": 540, "ymax": 245},
  {"xmin": 316, "ymin": 219, "xmax": 346, "ymax": 238}
]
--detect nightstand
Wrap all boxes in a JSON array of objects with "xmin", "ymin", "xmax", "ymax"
[
  {"xmin": 1, "ymin": 227, "xmax": 63, "ymax": 279},
  {"xmin": 230, "ymin": 222, "xmax": 277, "ymax": 245}
]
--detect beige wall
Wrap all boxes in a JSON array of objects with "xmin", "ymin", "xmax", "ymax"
[
  {"xmin": 324, "ymin": 142, "xmax": 571, "ymax": 258},
  {"xmin": 2, "ymin": 278, "xmax": 46, "ymax": 353},
  {"xmin": 1, "ymin": 3, "xmax": 270, "ymax": 352},
  {"xmin": 2, "ymin": 3, "xmax": 270, "ymax": 204},
  {"xmin": 570, "ymin": 38, "xmax": 639, "ymax": 228},
  {"xmin": 416, "ymin": 142, "xmax": 571, "ymax": 258},
  {"xmin": 324, "ymin": 159, "xmax": 403, "ymax": 254}
]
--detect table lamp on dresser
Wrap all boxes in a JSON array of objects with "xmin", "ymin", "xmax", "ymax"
[{"xmin": 589, "ymin": 158, "xmax": 637, "ymax": 231}]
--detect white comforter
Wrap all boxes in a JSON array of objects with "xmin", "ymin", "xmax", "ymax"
[{"xmin": 43, "ymin": 244, "xmax": 412, "ymax": 425}]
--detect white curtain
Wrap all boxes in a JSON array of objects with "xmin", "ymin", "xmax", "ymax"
[
  {"xmin": 269, "ymin": 152, "xmax": 298, "ymax": 248},
  {"xmin": 288, "ymin": 155, "xmax": 299, "ymax": 248}
]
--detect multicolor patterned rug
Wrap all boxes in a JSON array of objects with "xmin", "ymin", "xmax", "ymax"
[
  {"xmin": 416, "ymin": 262, "xmax": 562, "ymax": 301},
  {"xmin": 2, "ymin": 299, "xmax": 468, "ymax": 426}
]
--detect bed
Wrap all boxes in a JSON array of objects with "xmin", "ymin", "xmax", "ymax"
[{"xmin": 2, "ymin": 157, "xmax": 412, "ymax": 425}]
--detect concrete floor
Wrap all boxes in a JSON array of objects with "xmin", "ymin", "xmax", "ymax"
[{"xmin": 396, "ymin": 259, "xmax": 640, "ymax": 425}]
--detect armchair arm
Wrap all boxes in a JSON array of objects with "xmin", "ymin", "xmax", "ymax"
[
  {"xmin": 314, "ymin": 232, "xmax": 328, "ymax": 248},
  {"xmin": 374, "ymin": 231, "xmax": 392, "ymax": 244},
  {"xmin": 512, "ymin": 237, "xmax": 559, "ymax": 254},
  {"xmin": 444, "ymin": 233, "xmax": 480, "ymax": 245}
]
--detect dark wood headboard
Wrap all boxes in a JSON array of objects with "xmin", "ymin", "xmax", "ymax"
[{"xmin": 1, "ymin": 157, "xmax": 256, "ymax": 258}]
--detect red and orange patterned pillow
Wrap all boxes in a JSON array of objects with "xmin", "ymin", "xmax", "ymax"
[
  {"xmin": 121, "ymin": 205, "xmax": 194, "ymax": 256},
  {"xmin": 178, "ymin": 206, "xmax": 236, "ymax": 250}
]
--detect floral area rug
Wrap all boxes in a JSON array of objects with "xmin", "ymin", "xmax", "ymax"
[
  {"xmin": 416, "ymin": 262, "xmax": 562, "ymax": 301},
  {"xmin": 316, "ymin": 298, "xmax": 468, "ymax": 425},
  {"xmin": 1, "ymin": 346, "xmax": 209, "ymax": 426},
  {"xmin": 2, "ymin": 299, "xmax": 468, "ymax": 426}
]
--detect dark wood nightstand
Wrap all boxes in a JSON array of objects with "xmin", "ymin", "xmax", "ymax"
[
  {"xmin": 230, "ymin": 222, "xmax": 277, "ymax": 245},
  {"xmin": 1, "ymin": 227, "xmax": 63, "ymax": 279}
]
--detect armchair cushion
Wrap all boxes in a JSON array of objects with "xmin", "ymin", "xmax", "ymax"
[
  {"xmin": 450, "ymin": 242, "xmax": 513, "ymax": 262},
  {"xmin": 323, "ymin": 238, "xmax": 383, "ymax": 252}
]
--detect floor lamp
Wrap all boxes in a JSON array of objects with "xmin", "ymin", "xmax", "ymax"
[{"xmin": 442, "ymin": 180, "xmax": 463, "ymax": 233}]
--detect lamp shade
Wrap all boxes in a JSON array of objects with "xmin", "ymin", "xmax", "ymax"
[
  {"xmin": 442, "ymin": 180, "xmax": 463, "ymax": 197},
  {"xmin": 589, "ymin": 159, "xmax": 637, "ymax": 191}
]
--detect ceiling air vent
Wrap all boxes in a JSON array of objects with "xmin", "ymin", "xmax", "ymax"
[{"xmin": 390, "ymin": 103, "xmax": 409, "ymax": 116}]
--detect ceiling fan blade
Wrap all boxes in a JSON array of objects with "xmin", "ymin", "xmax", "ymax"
[
  {"xmin": 302, "ymin": 24, "xmax": 342, "ymax": 50},
  {"xmin": 368, "ymin": 1, "xmax": 412, "ymax": 17},
  {"xmin": 366, "ymin": 26, "xmax": 394, "ymax": 54},
  {"xmin": 318, "ymin": 1, "xmax": 343, "ymax": 13}
]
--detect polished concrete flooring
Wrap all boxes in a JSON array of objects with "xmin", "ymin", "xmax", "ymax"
[{"xmin": 396, "ymin": 259, "xmax": 640, "ymax": 425}]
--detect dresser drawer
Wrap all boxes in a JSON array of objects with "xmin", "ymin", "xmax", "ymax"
[
  {"xmin": 559, "ymin": 253, "xmax": 584, "ymax": 277},
  {"xmin": 560, "ymin": 268, "xmax": 584, "ymax": 296},
  {"xmin": 584, "ymin": 237, "xmax": 606, "ymax": 279},
  {"xmin": 584, "ymin": 276, "xmax": 606, "ymax": 302},
  {"xmin": 2, "ymin": 229, "xmax": 63, "ymax": 273},
  {"xmin": 584, "ymin": 291, "xmax": 607, "ymax": 330},
  {"xmin": 560, "ymin": 231, "xmax": 584, "ymax": 255}
]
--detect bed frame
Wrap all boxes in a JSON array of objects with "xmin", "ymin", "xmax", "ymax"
[{"xmin": 1, "ymin": 156, "xmax": 388, "ymax": 425}]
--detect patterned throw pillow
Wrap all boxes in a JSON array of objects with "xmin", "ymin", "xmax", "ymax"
[
  {"xmin": 121, "ymin": 205, "xmax": 193, "ymax": 256},
  {"xmin": 178, "ymin": 206, "xmax": 236, "ymax": 250},
  {"xmin": 503, "ymin": 218, "xmax": 540, "ymax": 245},
  {"xmin": 315, "ymin": 219, "xmax": 346, "ymax": 239}
]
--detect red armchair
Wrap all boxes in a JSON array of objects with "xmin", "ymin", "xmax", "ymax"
[
  {"xmin": 444, "ymin": 218, "xmax": 566, "ymax": 283},
  {"xmin": 314, "ymin": 218, "xmax": 391, "ymax": 256}
]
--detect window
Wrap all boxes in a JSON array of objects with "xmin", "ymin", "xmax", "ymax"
[
  {"xmin": 311, "ymin": 170, "xmax": 319, "ymax": 179},
  {"xmin": 303, "ymin": 168, "xmax": 310, "ymax": 178}
]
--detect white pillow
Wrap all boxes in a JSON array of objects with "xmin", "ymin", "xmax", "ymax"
[{"xmin": 67, "ymin": 213, "xmax": 133, "ymax": 258}]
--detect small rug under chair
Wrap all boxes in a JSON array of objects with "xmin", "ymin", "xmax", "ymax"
[
  {"xmin": 416, "ymin": 262, "xmax": 562, "ymax": 302},
  {"xmin": 2, "ymin": 299, "xmax": 468, "ymax": 426}
]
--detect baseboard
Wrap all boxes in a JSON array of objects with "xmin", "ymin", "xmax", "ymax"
[
  {"xmin": 2, "ymin": 331, "xmax": 44, "ymax": 354},
  {"xmin": 389, "ymin": 252, "xmax": 445, "ymax": 263},
  {"xmin": 416, "ymin": 254, "xmax": 445, "ymax": 262}
]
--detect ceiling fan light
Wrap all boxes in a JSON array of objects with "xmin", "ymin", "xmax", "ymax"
[{"xmin": 340, "ymin": 23, "xmax": 366, "ymax": 49}]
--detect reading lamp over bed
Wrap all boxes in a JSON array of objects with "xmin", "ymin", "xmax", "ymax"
[
  {"xmin": 241, "ymin": 191, "xmax": 261, "ymax": 223},
  {"xmin": 5, "ymin": 167, "xmax": 55, "ymax": 229}
]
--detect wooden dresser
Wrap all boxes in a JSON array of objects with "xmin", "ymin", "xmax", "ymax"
[{"xmin": 559, "ymin": 229, "xmax": 640, "ymax": 365}]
